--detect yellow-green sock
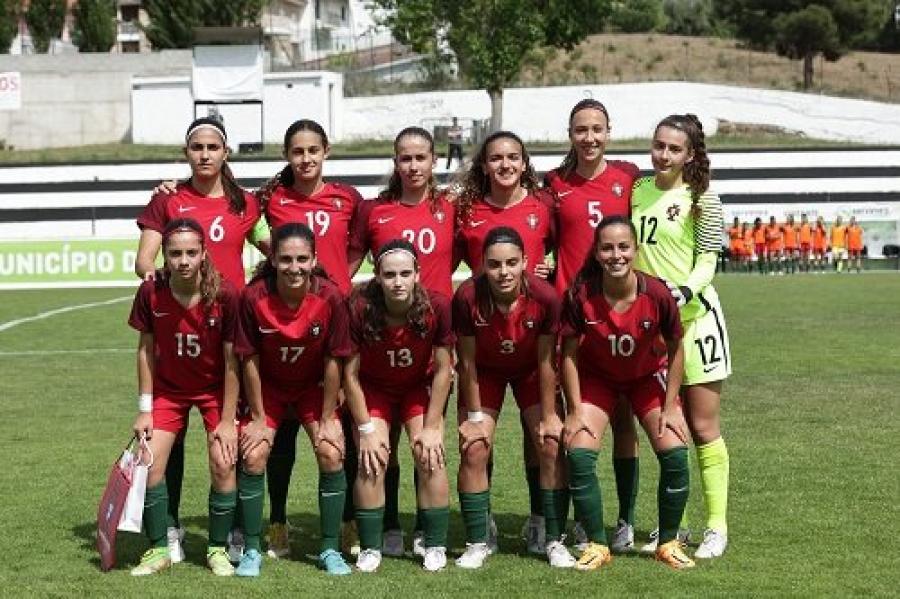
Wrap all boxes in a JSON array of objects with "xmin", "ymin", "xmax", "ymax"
[{"xmin": 697, "ymin": 437, "xmax": 729, "ymax": 533}]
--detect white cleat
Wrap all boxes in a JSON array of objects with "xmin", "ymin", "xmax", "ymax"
[
  {"xmin": 412, "ymin": 530, "xmax": 426, "ymax": 557},
  {"xmin": 356, "ymin": 548, "xmax": 383, "ymax": 572},
  {"xmin": 455, "ymin": 542, "xmax": 490, "ymax": 569},
  {"xmin": 572, "ymin": 522, "xmax": 589, "ymax": 552},
  {"xmin": 694, "ymin": 528, "xmax": 728, "ymax": 559},
  {"xmin": 382, "ymin": 528, "xmax": 405, "ymax": 557},
  {"xmin": 610, "ymin": 519, "xmax": 634, "ymax": 553},
  {"xmin": 227, "ymin": 528, "xmax": 245, "ymax": 563},
  {"xmin": 546, "ymin": 540, "xmax": 576, "ymax": 568},
  {"xmin": 522, "ymin": 514, "xmax": 546, "ymax": 555},
  {"xmin": 641, "ymin": 527, "xmax": 690, "ymax": 554},
  {"xmin": 166, "ymin": 526, "xmax": 185, "ymax": 564},
  {"xmin": 422, "ymin": 546, "xmax": 447, "ymax": 572}
]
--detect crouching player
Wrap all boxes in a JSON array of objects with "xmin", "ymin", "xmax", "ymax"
[
  {"xmin": 557, "ymin": 215, "xmax": 694, "ymax": 571},
  {"xmin": 343, "ymin": 240, "xmax": 455, "ymax": 572},
  {"xmin": 233, "ymin": 222, "xmax": 353, "ymax": 577},
  {"xmin": 129, "ymin": 218, "xmax": 241, "ymax": 576}
]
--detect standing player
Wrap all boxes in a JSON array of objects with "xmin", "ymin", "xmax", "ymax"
[
  {"xmin": 782, "ymin": 215, "xmax": 799, "ymax": 275},
  {"xmin": 830, "ymin": 216, "xmax": 849, "ymax": 273},
  {"xmin": 233, "ymin": 222, "xmax": 353, "ymax": 577},
  {"xmin": 631, "ymin": 114, "xmax": 732, "ymax": 559},
  {"xmin": 558, "ymin": 215, "xmax": 694, "ymax": 571},
  {"xmin": 452, "ymin": 227, "xmax": 574, "ymax": 570},
  {"xmin": 543, "ymin": 99, "xmax": 642, "ymax": 553},
  {"xmin": 813, "ymin": 216, "xmax": 828, "ymax": 273},
  {"xmin": 752, "ymin": 218, "xmax": 766, "ymax": 275},
  {"xmin": 847, "ymin": 216, "xmax": 864, "ymax": 273},
  {"xmin": 727, "ymin": 217, "xmax": 743, "ymax": 273},
  {"xmin": 135, "ymin": 118, "xmax": 262, "ymax": 563},
  {"xmin": 128, "ymin": 219, "xmax": 241, "ymax": 577},
  {"xmin": 798, "ymin": 214, "xmax": 813, "ymax": 273},
  {"xmin": 765, "ymin": 216, "xmax": 783, "ymax": 275},
  {"xmin": 344, "ymin": 240, "xmax": 455, "ymax": 572}
]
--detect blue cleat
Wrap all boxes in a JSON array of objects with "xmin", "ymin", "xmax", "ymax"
[
  {"xmin": 235, "ymin": 548, "xmax": 262, "ymax": 577},
  {"xmin": 319, "ymin": 548, "xmax": 351, "ymax": 576}
]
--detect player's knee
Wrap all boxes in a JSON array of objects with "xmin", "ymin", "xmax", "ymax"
[
  {"xmin": 460, "ymin": 441, "xmax": 490, "ymax": 469},
  {"xmin": 316, "ymin": 443, "xmax": 344, "ymax": 471},
  {"xmin": 241, "ymin": 446, "xmax": 269, "ymax": 475}
]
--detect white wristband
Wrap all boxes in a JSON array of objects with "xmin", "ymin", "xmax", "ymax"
[
  {"xmin": 138, "ymin": 393, "xmax": 152, "ymax": 413},
  {"xmin": 467, "ymin": 410, "xmax": 484, "ymax": 423},
  {"xmin": 358, "ymin": 421, "xmax": 376, "ymax": 434}
]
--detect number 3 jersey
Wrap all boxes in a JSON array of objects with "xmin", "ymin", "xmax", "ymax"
[
  {"xmin": 349, "ymin": 195, "xmax": 456, "ymax": 298},
  {"xmin": 561, "ymin": 273, "xmax": 682, "ymax": 384},
  {"xmin": 234, "ymin": 275, "xmax": 352, "ymax": 390},
  {"xmin": 348, "ymin": 290, "xmax": 456, "ymax": 396},
  {"xmin": 452, "ymin": 273, "xmax": 561, "ymax": 380},
  {"xmin": 137, "ymin": 184, "xmax": 261, "ymax": 288},
  {"xmin": 128, "ymin": 278, "xmax": 240, "ymax": 399}
]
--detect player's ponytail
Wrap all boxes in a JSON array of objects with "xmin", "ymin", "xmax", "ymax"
[
  {"xmin": 379, "ymin": 127, "xmax": 441, "ymax": 214},
  {"xmin": 655, "ymin": 114, "xmax": 710, "ymax": 215},
  {"xmin": 558, "ymin": 99, "xmax": 611, "ymax": 177}
]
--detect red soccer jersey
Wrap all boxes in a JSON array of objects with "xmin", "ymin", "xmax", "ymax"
[
  {"xmin": 137, "ymin": 184, "xmax": 260, "ymax": 288},
  {"xmin": 264, "ymin": 182, "xmax": 363, "ymax": 295},
  {"xmin": 349, "ymin": 195, "xmax": 456, "ymax": 298},
  {"xmin": 544, "ymin": 161, "xmax": 640, "ymax": 294},
  {"xmin": 348, "ymin": 290, "xmax": 455, "ymax": 395},
  {"xmin": 455, "ymin": 193, "xmax": 554, "ymax": 277},
  {"xmin": 128, "ymin": 279, "xmax": 240, "ymax": 399},
  {"xmin": 452, "ymin": 273, "xmax": 560, "ymax": 379},
  {"xmin": 234, "ymin": 276, "xmax": 352, "ymax": 389},
  {"xmin": 561, "ymin": 273, "xmax": 682, "ymax": 384}
]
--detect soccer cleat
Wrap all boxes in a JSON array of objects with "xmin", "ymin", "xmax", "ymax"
[
  {"xmin": 266, "ymin": 522, "xmax": 290, "ymax": 559},
  {"xmin": 546, "ymin": 540, "xmax": 576, "ymax": 568},
  {"xmin": 641, "ymin": 527, "xmax": 691, "ymax": 554},
  {"xmin": 341, "ymin": 520, "xmax": 361, "ymax": 557},
  {"xmin": 130, "ymin": 547, "xmax": 171, "ymax": 576},
  {"xmin": 422, "ymin": 546, "xmax": 447, "ymax": 572},
  {"xmin": 572, "ymin": 522, "xmax": 589, "ymax": 552},
  {"xmin": 227, "ymin": 528, "xmax": 245, "ymax": 563},
  {"xmin": 487, "ymin": 516, "xmax": 499, "ymax": 554},
  {"xmin": 319, "ymin": 548, "xmax": 352, "ymax": 576},
  {"xmin": 694, "ymin": 528, "xmax": 728, "ymax": 559},
  {"xmin": 521, "ymin": 514, "xmax": 546, "ymax": 555},
  {"xmin": 455, "ymin": 542, "xmax": 490, "ymax": 569},
  {"xmin": 207, "ymin": 547, "xmax": 235, "ymax": 576},
  {"xmin": 610, "ymin": 519, "xmax": 635, "ymax": 553},
  {"xmin": 356, "ymin": 548, "xmax": 382, "ymax": 572},
  {"xmin": 235, "ymin": 548, "xmax": 262, "ymax": 577},
  {"xmin": 656, "ymin": 539, "xmax": 696, "ymax": 570},
  {"xmin": 166, "ymin": 526, "xmax": 185, "ymax": 564},
  {"xmin": 412, "ymin": 530, "xmax": 426, "ymax": 557},
  {"xmin": 575, "ymin": 543, "xmax": 612, "ymax": 571},
  {"xmin": 382, "ymin": 528, "xmax": 405, "ymax": 557}
]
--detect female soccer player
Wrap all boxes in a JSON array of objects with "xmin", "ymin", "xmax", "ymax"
[
  {"xmin": 344, "ymin": 240, "xmax": 455, "ymax": 572},
  {"xmin": 765, "ymin": 216, "xmax": 783, "ymax": 275},
  {"xmin": 233, "ymin": 222, "xmax": 352, "ymax": 577},
  {"xmin": 543, "ymin": 99, "xmax": 642, "ymax": 553},
  {"xmin": 254, "ymin": 119, "xmax": 364, "ymax": 559},
  {"xmin": 752, "ymin": 217, "xmax": 766, "ymax": 275},
  {"xmin": 741, "ymin": 222, "xmax": 754, "ymax": 273},
  {"xmin": 727, "ymin": 217, "xmax": 743, "ymax": 273},
  {"xmin": 783, "ymin": 214, "xmax": 798, "ymax": 275},
  {"xmin": 452, "ymin": 226, "xmax": 574, "ymax": 570},
  {"xmin": 631, "ymin": 114, "xmax": 732, "ymax": 559},
  {"xmin": 135, "ymin": 117, "xmax": 262, "ymax": 563},
  {"xmin": 128, "ymin": 218, "xmax": 241, "ymax": 577},
  {"xmin": 847, "ymin": 216, "xmax": 864, "ymax": 273},
  {"xmin": 558, "ymin": 215, "xmax": 694, "ymax": 570},
  {"xmin": 798, "ymin": 214, "xmax": 813, "ymax": 273},
  {"xmin": 813, "ymin": 216, "xmax": 828, "ymax": 273},
  {"xmin": 830, "ymin": 215, "xmax": 848, "ymax": 273}
]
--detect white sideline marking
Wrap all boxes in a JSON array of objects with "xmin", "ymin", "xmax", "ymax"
[
  {"xmin": 0, "ymin": 348, "xmax": 131, "ymax": 356},
  {"xmin": 0, "ymin": 296, "xmax": 131, "ymax": 333}
]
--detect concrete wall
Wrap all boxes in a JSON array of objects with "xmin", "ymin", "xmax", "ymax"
[{"xmin": 0, "ymin": 51, "xmax": 192, "ymax": 150}]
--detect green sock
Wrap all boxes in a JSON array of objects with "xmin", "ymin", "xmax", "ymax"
[
  {"xmin": 144, "ymin": 482, "xmax": 169, "ymax": 549},
  {"xmin": 526, "ymin": 466, "xmax": 543, "ymax": 516},
  {"xmin": 421, "ymin": 506, "xmax": 450, "ymax": 548},
  {"xmin": 238, "ymin": 470, "xmax": 265, "ymax": 551},
  {"xmin": 697, "ymin": 437, "xmax": 729, "ymax": 533},
  {"xmin": 208, "ymin": 488, "xmax": 237, "ymax": 548},
  {"xmin": 459, "ymin": 490, "xmax": 490, "ymax": 543},
  {"xmin": 383, "ymin": 465, "xmax": 401, "ymax": 530},
  {"xmin": 657, "ymin": 447, "xmax": 689, "ymax": 544},
  {"xmin": 541, "ymin": 488, "xmax": 569, "ymax": 542},
  {"xmin": 319, "ymin": 469, "xmax": 346, "ymax": 552},
  {"xmin": 613, "ymin": 457, "xmax": 639, "ymax": 525},
  {"xmin": 165, "ymin": 441, "xmax": 184, "ymax": 528},
  {"xmin": 567, "ymin": 448, "xmax": 606, "ymax": 544},
  {"xmin": 356, "ymin": 506, "xmax": 385, "ymax": 550}
]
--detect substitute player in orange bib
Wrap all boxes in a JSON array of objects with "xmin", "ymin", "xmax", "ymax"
[{"xmin": 847, "ymin": 216, "xmax": 864, "ymax": 273}]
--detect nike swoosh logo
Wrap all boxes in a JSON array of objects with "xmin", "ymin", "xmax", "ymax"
[
  {"xmin": 474, "ymin": 321, "xmax": 490, "ymax": 327},
  {"xmin": 703, "ymin": 365, "xmax": 718, "ymax": 373},
  {"xmin": 177, "ymin": 206, "xmax": 196, "ymax": 213},
  {"xmin": 470, "ymin": 220, "xmax": 487, "ymax": 227},
  {"xmin": 152, "ymin": 311, "xmax": 169, "ymax": 317},
  {"xmin": 584, "ymin": 320, "xmax": 600, "ymax": 325},
  {"xmin": 279, "ymin": 198, "xmax": 293, "ymax": 206},
  {"xmin": 665, "ymin": 485, "xmax": 688, "ymax": 493},
  {"xmin": 377, "ymin": 216, "xmax": 395, "ymax": 224},
  {"xmin": 558, "ymin": 190, "xmax": 573, "ymax": 197},
  {"xmin": 258, "ymin": 327, "xmax": 278, "ymax": 334}
]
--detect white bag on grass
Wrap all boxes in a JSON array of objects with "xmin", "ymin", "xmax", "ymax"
[{"xmin": 118, "ymin": 435, "xmax": 153, "ymax": 533}]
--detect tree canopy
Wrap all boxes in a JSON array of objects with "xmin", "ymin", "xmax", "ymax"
[
  {"xmin": 72, "ymin": 0, "xmax": 117, "ymax": 53},
  {"xmin": 25, "ymin": 0, "xmax": 67, "ymax": 53},
  {"xmin": 142, "ymin": 0, "xmax": 266, "ymax": 49}
]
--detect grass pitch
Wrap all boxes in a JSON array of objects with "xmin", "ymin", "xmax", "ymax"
[{"xmin": 0, "ymin": 273, "xmax": 897, "ymax": 597}]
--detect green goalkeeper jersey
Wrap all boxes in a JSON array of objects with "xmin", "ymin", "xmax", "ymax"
[{"xmin": 631, "ymin": 177, "xmax": 724, "ymax": 322}]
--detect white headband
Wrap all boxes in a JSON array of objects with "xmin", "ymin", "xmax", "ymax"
[
  {"xmin": 186, "ymin": 123, "xmax": 227, "ymax": 144},
  {"xmin": 376, "ymin": 247, "xmax": 417, "ymax": 267}
]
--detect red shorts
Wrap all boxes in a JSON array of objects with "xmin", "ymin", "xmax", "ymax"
[
  {"xmin": 258, "ymin": 383, "xmax": 336, "ymax": 429},
  {"xmin": 784, "ymin": 245, "xmax": 797, "ymax": 253},
  {"xmin": 460, "ymin": 369, "xmax": 541, "ymax": 414},
  {"xmin": 849, "ymin": 248, "xmax": 862, "ymax": 257},
  {"xmin": 152, "ymin": 393, "xmax": 221, "ymax": 434},
  {"xmin": 800, "ymin": 243, "xmax": 811, "ymax": 252},
  {"xmin": 579, "ymin": 371, "xmax": 669, "ymax": 420},
  {"xmin": 363, "ymin": 383, "xmax": 428, "ymax": 425},
  {"xmin": 754, "ymin": 243, "xmax": 766, "ymax": 257}
]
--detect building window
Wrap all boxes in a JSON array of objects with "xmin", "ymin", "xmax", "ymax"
[
  {"xmin": 121, "ymin": 5, "xmax": 139, "ymax": 22},
  {"xmin": 121, "ymin": 41, "xmax": 140, "ymax": 53}
]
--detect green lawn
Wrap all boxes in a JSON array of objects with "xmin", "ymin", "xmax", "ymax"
[{"xmin": 0, "ymin": 273, "xmax": 897, "ymax": 596}]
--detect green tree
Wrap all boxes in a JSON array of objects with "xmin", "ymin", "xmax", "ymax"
[
  {"xmin": 774, "ymin": 5, "xmax": 840, "ymax": 89},
  {"xmin": 0, "ymin": 0, "xmax": 17, "ymax": 54},
  {"xmin": 372, "ymin": 0, "xmax": 611, "ymax": 131},
  {"xmin": 72, "ymin": 0, "xmax": 117, "ymax": 52},
  {"xmin": 663, "ymin": 0, "xmax": 718, "ymax": 36},
  {"xmin": 25, "ymin": 0, "xmax": 67, "ymax": 53},
  {"xmin": 609, "ymin": 0, "xmax": 665, "ymax": 33},
  {"xmin": 143, "ymin": 0, "xmax": 267, "ymax": 49}
]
